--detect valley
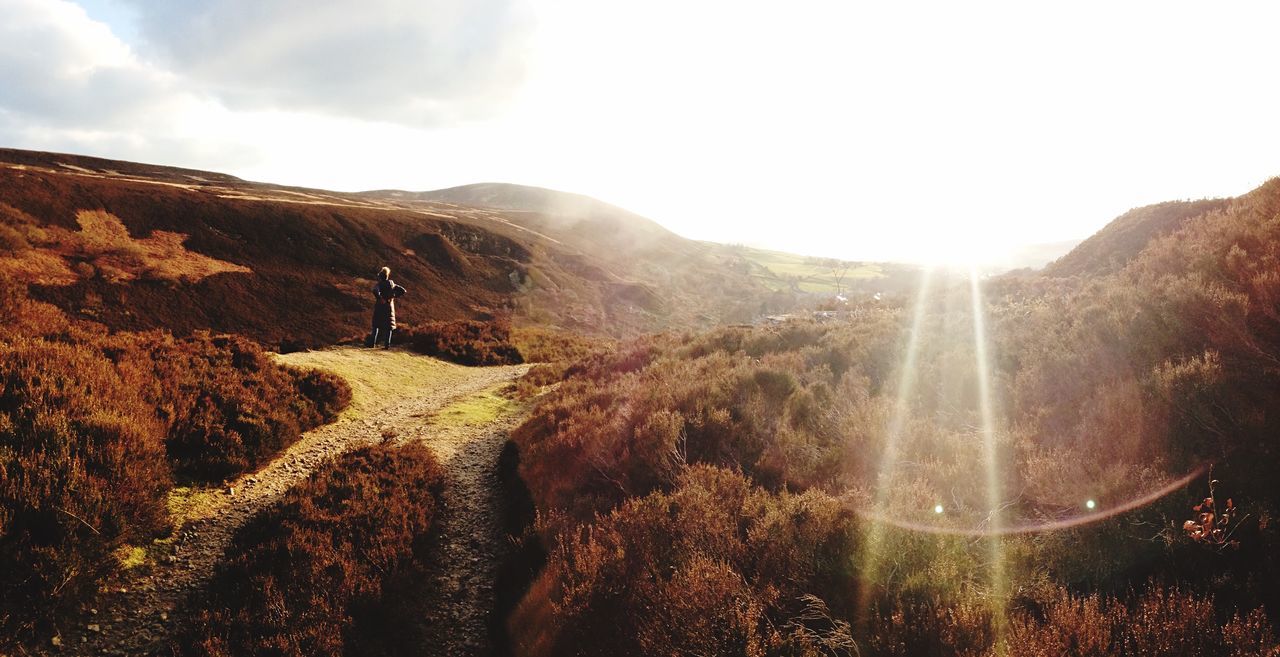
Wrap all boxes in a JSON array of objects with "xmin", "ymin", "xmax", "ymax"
[{"xmin": 2, "ymin": 148, "xmax": 1278, "ymax": 657}]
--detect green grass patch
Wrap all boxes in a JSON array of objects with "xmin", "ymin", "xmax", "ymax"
[
  {"xmin": 433, "ymin": 388, "xmax": 518, "ymax": 428},
  {"xmin": 736, "ymin": 246, "xmax": 884, "ymax": 294},
  {"xmin": 167, "ymin": 485, "xmax": 221, "ymax": 529},
  {"xmin": 275, "ymin": 348, "xmax": 474, "ymax": 419},
  {"xmin": 113, "ymin": 545, "xmax": 148, "ymax": 571}
]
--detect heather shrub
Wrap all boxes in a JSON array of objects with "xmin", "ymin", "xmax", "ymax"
[
  {"xmin": 401, "ymin": 319, "xmax": 524, "ymax": 365},
  {"xmin": 0, "ymin": 222, "xmax": 28, "ymax": 254},
  {"xmin": 510, "ymin": 327, "xmax": 615, "ymax": 398},
  {"xmin": 505, "ymin": 177, "xmax": 1280, "ymax": 655},
  {"xmin": 175, "ymin": 443, "xmax": 446, "ymax": 657},
  {"xmin": 1035, "ymin": 586, "xmax": 1273, "ymax": 657},
  {"xmin": 510, "ymin": 466, "xmax": 860, "ymax": 657},
  {"xmin": 0, "ymin": 281, "xmax": 72, "ymax": 339},
  {"xmin": 0, "ymin": 288, "xmax": 352, "ymax": 649},
  {"xmin": 514, "ymin": 362, "xmax": 564, "ymax": 398},
  {"xmin": 863, "ymin": 597, "xmax": 994, "ymax": 657},
  {"xmin": 295, "ymin": 366, "xmax": 354, "ymax": 421},
  {"xmin": 511, "ymin": 325, "xmax": 614, "ymax": 364},
  {"xmin": 861, "ymin": 584, "xmax": 1278, "ymax": 656},
  {"xmin": 512, "ymin": 323, "xmax": 900, "ymax": 524},
  {"xmin": 0, "ymin": 338, "xmax": 171, "ymax": 644},
  {"xmin": 104, "ymin": 331, "xmax": 352, "ymax": 481}
]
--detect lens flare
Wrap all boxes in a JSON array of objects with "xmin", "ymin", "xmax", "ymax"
[
  {"xmin": 850, "ymin": 268, "xmax": 1209, "ymax": 651},
  {"xmin": 854, "ymin": 267, "xmax": 935, "ymax": 627},
  {"xmin": 969, "ymin": 267, "xmax": 1007, "ymax": 650},
  {"xmin": 855, "ymin": 466, "xmax": 1206, "ymax": 536}
]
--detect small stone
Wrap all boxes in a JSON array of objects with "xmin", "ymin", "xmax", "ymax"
[
  {"xmin": 160, "ymin": 612, "xmax": 169, "ymax": 622},
  {"xmin": 90, "ymin": 608, "xmax": 99, "ymax": 615},
  {"xmin": 225, "ymin": 485, "xmax": 235, "ymax": 495},
  {"xmin": 118, "ymin": 587, "xmax": 127, "ymax": 593},
  {"xmin": 87, "ymin": 623, "xmax": 100, "ymax": 633},
  {"xmin": 51, "ymin": 635, "xmax": 63, "ymax": 647}
]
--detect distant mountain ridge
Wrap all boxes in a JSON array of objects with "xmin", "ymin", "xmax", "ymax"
[
  {"xmin": 367, "ymin": 182, "xmax": 661, "ymax": 227},
  {"xmin": 361, "ymin": 182, "xmax": 688, "ymax": 259},
  {"xmin": 0, "ymin": 148, "xmax": 244, "ymax": 185}
]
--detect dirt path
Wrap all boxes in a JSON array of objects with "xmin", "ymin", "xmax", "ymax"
[
  {"xmin": 412, "ymin": 386, "xmax": 528, "ymax": 657},
  {"xmin": 59, "ymin": 348, "xmax": 528, "ymax": 656}
]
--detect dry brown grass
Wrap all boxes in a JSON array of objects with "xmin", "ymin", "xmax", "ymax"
[
  {"xmin": 400, "ymin": 319, "xmax": 524, "ymax": 365},
  {"xmin": 0, "ymin": 209, "xmax": 251, "ymax": 285}
]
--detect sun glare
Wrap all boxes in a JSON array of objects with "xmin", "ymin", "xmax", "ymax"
[{"xmin": 902, "ymin": 232, "xmax": 1019, "ymax": 268}]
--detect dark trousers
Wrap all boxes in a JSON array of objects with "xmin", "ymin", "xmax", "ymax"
[{"xmin": 368, "ymin": 328, "xmax": 394, "ymax": 348}]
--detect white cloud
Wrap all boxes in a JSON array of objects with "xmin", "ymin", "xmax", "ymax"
[
  {"xmin": 0, "ymin": 0, "xmax": 535, "ymax": 174},
  {"xmin": 117, "ymin": 0, "xmax": 534, "ymax": 125},
  {"xmin": 0, "ymin": 0, "xmax": 265, "ymax": 169},
  {"xmin": 2, "ymin": 0, "xmax": 1278, "ymax": 264},
  {"xmin": 0, "ymin": 0, "xmax": 174, "ymax": 126}
]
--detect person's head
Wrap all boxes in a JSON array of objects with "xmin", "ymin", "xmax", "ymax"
[{"xmin": 378, "ymin": 266, "xmax": 391, "ymax": 281}]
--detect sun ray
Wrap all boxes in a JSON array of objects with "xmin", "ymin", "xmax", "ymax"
[
  {"xmin": 854, "ymin": 266, "xmax": 935, "ymax": 628},
  {"xmin": 969, "ymin": 266, "xmax": 1007, "ymax": 652}
]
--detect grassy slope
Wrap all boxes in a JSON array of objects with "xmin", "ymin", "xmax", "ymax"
[
  {"xmin": 736, "ymin": 247, "xmax": 887, "ymax": 294},
  {"xmin": 0, "ymin": 149, "xmax": 804, "ymax": 345},
  {"xmin": 274, "ymin": 348, "xmax": 478, "ymax": 417}
]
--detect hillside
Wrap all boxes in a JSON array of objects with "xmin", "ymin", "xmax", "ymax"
[
  {"xmin": 366, "ymin": 182, "xmax": 920, "ymax": 300},
  {"xmin": 0, "ymin": 149, "xmax": 803, "ymax": 348},
  {"xmin": 366, "ymin": 182, "xmax": 677, "ymax": 249},
  {"xmin": 502, "ymin": 176, "xmax": 1280, "ymax": 656},
  {"xmin": 5, "ymin": 146, "xmax": 1279, "ymax": 654},
  {"xmin": 1043, "ymin": 198, "xmax": 1230, "ymax": 277}
]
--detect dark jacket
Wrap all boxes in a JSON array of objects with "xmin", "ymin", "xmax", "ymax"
[{"xmin": 371, "ymin": 279, "xmax": 406, "ymax": 330}]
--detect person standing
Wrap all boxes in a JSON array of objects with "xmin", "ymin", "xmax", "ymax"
[{"xmin": 368, "ymin": 266, "xmax": 406, "ymax": 348}]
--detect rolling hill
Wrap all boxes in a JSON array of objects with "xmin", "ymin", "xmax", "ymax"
[
  {"xmin": 364, "ymin": 182, "xmax": 922, "ymax": 298},
  {"xmin": 5, "ymin": 145, "xmax": 1279, "ymax": 655},
  {"xmin": 366, "ymin": 182, "xmax": 678, "ymax": 251},
  {"xmin": 0, "ymin": 149, "xmax": 814, "ymax": 348},
  {"xmin": 1043, "ymin": 198, "xmax": 1231, "ymax": 277}
]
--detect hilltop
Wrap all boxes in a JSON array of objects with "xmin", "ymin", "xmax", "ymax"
[
  {"xmin": 368, "ymin": 182, "xmax": 921, "ymax": 297},
  {"xmin": 364, "ymin": 182, "xmax": 677, "ymax": 248},
  {"xmin": 0, "ymin": 149, "xmax": 814, "ymax": 347}
]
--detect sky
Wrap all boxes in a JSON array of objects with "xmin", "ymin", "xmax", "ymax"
[{"xmin": 2, "ymin": 0, "xmax": 1279, "ymax": 264}]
